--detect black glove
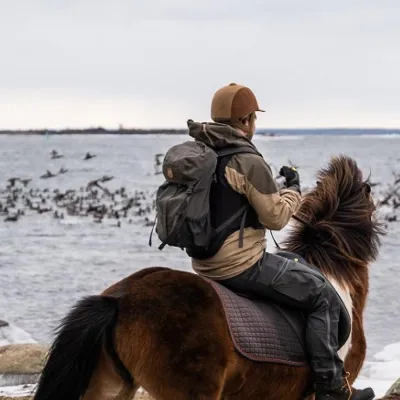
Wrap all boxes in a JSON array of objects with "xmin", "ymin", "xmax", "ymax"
[{"xmin": 279, "ymin": 166, "xmax": 301, "ymax": 194}]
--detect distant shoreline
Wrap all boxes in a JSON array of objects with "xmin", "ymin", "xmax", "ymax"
[
  {"xmin": 0, "ymin": 128, "xmax": 188, "ymax": 135},
  {"xmin": 0, "ymin": 128, "xmax": 399, "ymax": 136}
]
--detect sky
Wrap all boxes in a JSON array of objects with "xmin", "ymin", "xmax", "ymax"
[{"xmin": 0, "ymin": 0, "xmax": 399, "ymax": 129}]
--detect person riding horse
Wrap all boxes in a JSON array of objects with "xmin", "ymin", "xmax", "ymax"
[{"xmin": 188, "ymin": 83, "xmax": 375, "ymax": 400}]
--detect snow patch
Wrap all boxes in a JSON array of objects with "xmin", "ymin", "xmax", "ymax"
[
  {"xmin": 354, "ymin": 342, "xmax": 400, "ymax": 397},
  {"xmin": 0, "ymin": 322, "xmax": 36, "ymax": 347}
]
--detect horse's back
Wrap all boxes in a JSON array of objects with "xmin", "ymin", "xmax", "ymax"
[
  {"xmin": 100, "ymin": 267, "xmax": 311, "ymax": 399},
  {"xmin": 103, "ymin": 266, "xmax": 308, "ymax": 367},
  {"xmin": 103, "ymin": 267, "xmax": 238, "ymax": 399}
]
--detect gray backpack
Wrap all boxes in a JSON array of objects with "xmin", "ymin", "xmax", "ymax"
[{"xmin": 149, "ymin": 140, "xmax": 258, "ymax": 252}]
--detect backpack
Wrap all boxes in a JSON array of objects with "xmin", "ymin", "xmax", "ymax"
[{"xmin": 148, "ymin": 139, "xmax": 259, "ymax": 252}]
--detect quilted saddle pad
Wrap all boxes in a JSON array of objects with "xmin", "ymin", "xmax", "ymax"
[{"xmin": 207, "ymin": 279, "xmax": 308, "ymax": 366}]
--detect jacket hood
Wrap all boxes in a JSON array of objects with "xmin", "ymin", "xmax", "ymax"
[{"xmin": 187, "ymin": 119, "xmax": 256, "ymax": 151}]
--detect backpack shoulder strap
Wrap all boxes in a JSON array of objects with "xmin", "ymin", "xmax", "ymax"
[{"xmin": 212, "ymin": 145, "xmax": 263, "ymax": 249}]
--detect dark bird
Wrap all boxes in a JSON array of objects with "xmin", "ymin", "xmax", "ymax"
[
  {"xmin": 154, "ymin": 154, "xmax": 164, "ymax": 175},
  {"xmin": 84, "ymin": 152, "xmax": 96, "ymax": 160},
  {"xmin": 86, "ymin": 179, "xmax": 110, "ymax": 195},
  {"xmin": 100, "ymin": 175, "xmax": 114, "ymax": 183},
  {"xmin": 40, "ymin": 170, "xmax": 56, "ymax": 179},
  {"xmin": 154, "ymin": 153, "xmax": 164, "ymax": 166},
  {"xmin": 20, "ymin": 178, "xmax": 32, "ymax": 187},
  {"xmin": 7, "ymin": 178, "xmax": 20, "ymax": 187},
  {"xmin": 51, "ymin": 150, "xmax": 64, "ymax": 159},
  {"xmin": 4, "ymin": 214, "xmax": 19, "ymax": 222}
]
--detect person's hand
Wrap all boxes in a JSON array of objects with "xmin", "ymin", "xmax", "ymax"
[{"xmin": 279, "ymin": 166, "xmax": 301, "ymax": 193}]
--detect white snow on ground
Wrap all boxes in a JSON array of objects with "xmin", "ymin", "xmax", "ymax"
[
  {"xmin": 355, "ymin": 342, "xmax": 400, "ymax": 397},
  {"xmin": 0, "ymin": 384, "xmax": 37, "ymax": 397},
  {"xmin": 0, "ymin": 384, "xmax": 149, "ymax": 397},
  {"xmin": 0, "ymin": 323, "xmax": 36, "ymax": 347}
]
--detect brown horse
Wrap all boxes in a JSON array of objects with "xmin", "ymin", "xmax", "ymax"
[{"xmin": 33, "ymin": 155, "xmax": 384, "ymax": 400}]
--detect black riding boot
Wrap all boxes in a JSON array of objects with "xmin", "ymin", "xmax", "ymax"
[{"xmin": 316, "ymin": 374, "xmax": 375, "ymax": 400}]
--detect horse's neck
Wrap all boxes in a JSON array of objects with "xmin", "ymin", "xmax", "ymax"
[{"xmin": 325, "ymin": 274, "xmax": 353, "ymax": 361}]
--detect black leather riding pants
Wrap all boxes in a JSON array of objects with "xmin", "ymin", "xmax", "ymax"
[{"xmin": 219, "ymin": 251, "xmax": 348, "ymax": 391}]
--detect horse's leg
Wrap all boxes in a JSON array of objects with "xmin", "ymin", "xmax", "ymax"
[
  {"xmin": 83, "ymin": 348, "xmax": 139, "ymax": 400},
  {"xmin": 120, "ymin": 323, "xmax": 228, "ymax": 400},
  {"xmin": 344, "ymin": 311, "xmax": 367, "ymax": 385}
]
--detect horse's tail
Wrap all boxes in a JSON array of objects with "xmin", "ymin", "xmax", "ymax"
[{"xmin": 33, "ymin": 295, "xmax": 133, "ymax": 400}]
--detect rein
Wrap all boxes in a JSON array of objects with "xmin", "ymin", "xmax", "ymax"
[
  {"xmin": 291, "ymin": 214, "xmax": 313, "ymax": 227},
  {"xmin": 269, "ymin": 214, "xmax": 315, "ymax": 250}
]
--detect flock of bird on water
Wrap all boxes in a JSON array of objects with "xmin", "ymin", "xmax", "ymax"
[
  {"xmin": 0, "ymin": 149, "xmax": 157, "ymax": 228},
  {"xmin": 0, "ymin": 150, "xmax": 399, "ymax": 230}
]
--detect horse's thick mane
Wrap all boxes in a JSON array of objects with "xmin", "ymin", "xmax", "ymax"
[{"xmin": 282, "ymin": 155, "xmax": 385, "ymax": 290}]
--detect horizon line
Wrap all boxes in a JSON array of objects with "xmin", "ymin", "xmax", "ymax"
[{"xmin": 1, "ymin": 126, "xmax": 400, "ymax": 132}]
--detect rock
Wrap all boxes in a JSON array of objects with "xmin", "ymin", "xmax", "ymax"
[
  {"xmin": 0, "ymin": 344, "xmax": 48, "ymax": 374},
  {"xmin": 0, "ymin": 388, "xmax": 154, "ymax": 400},
  {"xmin": 0, "ymin": 397, "xmax": 31, "ymax": 400},
  {"xmin": 386, "ymin": 377, "xmax": 400, "ymax": 396},
  {"xmin": 0, "ymin": 344, "xmax": 48, "ymax": 386}
]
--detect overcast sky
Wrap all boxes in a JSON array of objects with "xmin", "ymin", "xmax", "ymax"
[{"xmin": 0, "ymin": 0, "xmax": 399, "ymax": 129}]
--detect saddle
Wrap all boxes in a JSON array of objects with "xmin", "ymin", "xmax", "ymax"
[{"xmin": 206, "ymin": 251, "xmax": 351, "ymax": 366}]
